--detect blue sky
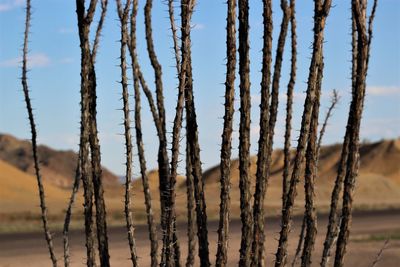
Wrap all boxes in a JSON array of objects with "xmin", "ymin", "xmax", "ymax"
[{"xmin": 0, "ymin": 0, "xmax": 399, "ymax": 175}]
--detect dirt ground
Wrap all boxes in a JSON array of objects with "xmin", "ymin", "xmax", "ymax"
[{"xmin": 0, "ymin": 209, "xmax": 399, "ymax": 267}]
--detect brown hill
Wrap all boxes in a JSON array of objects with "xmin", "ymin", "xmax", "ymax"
[
  {"xmin": 0, "ymin": 159, "xmax": 73, "ymax": 213},
  {"xmin": 0, "ymin": 133, "xmax": 120, "ymax": 188},
  {"xmin": 126, "ymin": 138, "xmax": 400, "ymax": 221},
  {"xmin": 199, "ymin": 138, "xmax": 400, "ymax": 217},
  {"xmin": 1, "ymin": 133, "xmax": 399, "ymax": 226}
]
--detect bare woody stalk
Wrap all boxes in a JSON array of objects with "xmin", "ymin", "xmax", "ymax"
[
  {"xmin": 144, "ymin": 1, "xmax": 181, "ymax": 262},
  {"xmin": 321, "ymin": 0, "xmax": 377, "ymax": 263},
  {"xmin": 182, "ymin": 3, "xmax": 210, "ymax": 267},
  {"xmin": 185, "ymin": 138, "xmax": 196, "ymax": 267},
  {"xmin": 334, "ymin": 1, "xmax": 378, "ymax": 266},
  {"xmin": 168, "ymin": 0, "xmax": 181, "ymax": 74},
  {"xmin": 167, "ymin": 3, "xmax": 190, "ymax": 266},
  {"xmin": 163, "ymin": 0, "xmax": 195, "ymax": 265},
  {"xmin": 128, "ymin": 0, "xmax": 159, "ymax": 266},
  {"xmin": 282, "ymin": 0, "xmax": 297, "ymax": 209},
  {"xmin": 370, "ymin": 239, "xmax": 389, "ymax": 267},
  {"xmin": 320, "ymin": 94, "xmax": 353, "ymax": 267},
  {"xmin": 167, "ymin": 1, "xmax": 196, "ymax": 265},
  {"xmin": 291, "ymin": 89, "xmax": 339, "ymax": 267},
  {"xmin": 144, "ymin": 0, "xmax": 171, "ymax": 236},
  {"xmin": 78, "ymin": 0, "xmax": 111, "ymax": 265},
  {"xmin": 63, "ymin": 149, "xmax": 81, "ymax": 267},
  {"xmin": 75, "ymin": 1, "xmax": 99, "ymax": 265},
  {"xmin": 317, "ymin": 90, "xmax": 339, "ymax": 152},
  {"xmin": 215, "ymin": 0, "xmax": 236, "ymax": 266},
  {"xmin": 184, "ymin": 48, "xmax": 196, "ymax": 267},
  {"xmin": 88, "ymin": 34, "xmax": 110, "ymax": 267},
  {"xmin": 237, "ymin": 0, "xmax": 252, "ymax": 265},
  {"xmin": 252, "ymin": 0, "xmax": 292, "ymax": 265},
  {"xmin": 300, "ymin": 63, "xmax": 323, "ymax": 267},
  {"xmin": 274, "ymin": 1, "xmax": 332, "ymax": 266},
  {"xmin": 21, "ymin": 1, "xmax": 57, "ymax": 266},
  {"xmin": 116, "ymin": 1, "xmax": 140, "ymax": 266},
  {"xmin": 63, "ymin": 3, "xmax": 107, "ymax": 266},
  {"xmin": 251, "ymin": 1, "xmax": 274, "ymax": 266}
]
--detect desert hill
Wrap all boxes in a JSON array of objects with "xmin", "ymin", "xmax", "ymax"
[
  {"xmin": 0, "ymin": 133, "xmax": 399, "ymax": 227},
  {"xmin": 0, "ymin": 159, "xmax": 73, "ymax": 213},
  {"xmin": 128, "ymin": 138, "xmax": 400, "ymax": 221},
  {"xmin": 0, "ymin": 134, "xmax": 120, "ymax": 189}
]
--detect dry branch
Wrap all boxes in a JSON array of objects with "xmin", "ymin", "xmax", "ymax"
[
  {"xmin": 237, "ymin": 0, "xmax": 252, "ymax": 265},
  {"xmin": 185, "ymin": 137, "xmax": 196, "ymax": 267},
  {"xmin": 274, "ymin": 1, "xmax": 332, "ymax": 266},
  {"xmin": 128, "ymin": 0, "xmax": 159, "ymax": 266},
  {"xmin": 291, "ymin": 89, "xmax": 339, "ymax": 267},
  {"xmin": 301, "ymin": 64, "xmax": 323, "ymax": 267},
  {"xmin": 21, "ymin": 1, "xmax": 58, "ymax": 266},
  {"xmin": 282, "ymin": 0, "xmax": 297, "ymax": 210},
  {"xmin": 144, "ymin": 1, "xmax": 171, "ymax": 236},
  {"xmin": 215, "ymin": 0, "xmax": 236, "ymax": 266},
  {"xmin": 75, "ymin": 0, "xmax": 98, "ymax": 265},
  {"xmin": 334, "ymin": 1, "xmax": 377, "ymax": 266},
  {"xmin": 252, "ymin": 0, "xmax": 292, "ymax": 264},
  {"xmin": 116, "ymin": 1, "xmax": 139, "ymax": 266},
  {"xmin": 182, "ymin": 3, "xmax": 210, "ymax": 266},
  {"xmin": 370, "ymin": 239, "xmax": 389, "ymax": 267},
  {"xmin": 63, "ymin": 148, "xmax": 81, "ymax": 267},
  {"xmin": 162, "ymin": 1, "xmax": 196, "ymax": 265}
]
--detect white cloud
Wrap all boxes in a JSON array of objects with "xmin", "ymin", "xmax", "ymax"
[
  {"xmin": 0, "ymin": 0, "xmax": 24, "ymax": 12},
  {"xmin": 0, "ymin": 53, "xmax": 51, "ymax": 68},
  {"xmin": 192, "ymin": 23, "xmax": 205, "ymax": 31},
  {"xmin": 367, "ymin": 86, "xmax": 400, "ymax": 96}
]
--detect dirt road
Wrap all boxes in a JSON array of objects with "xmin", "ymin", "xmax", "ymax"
[{"xmin": 1, "ymin": 209, "xmax": 399, "ymax": 266}]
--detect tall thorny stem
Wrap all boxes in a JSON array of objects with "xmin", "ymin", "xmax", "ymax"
[
  {"xmin": 282, "ymin": 0, "xmax": 297, "ymax": 210},
  {"xmin": 237, "ymin": 0, "xmax": 253, "ymax": 265},
  {"xmin": 162, "ymin": 1, "xmax": 196, "ymax": 265},
  {"xmin": 215, "ymin": 0, "xmax": 236, "ymax": 266},
  {"xmin": 334, "ymin": 1, "xmax": 378, "ymax": 266},
  {"xmin": 274, "ymin": 1, "xmax": 332, "ymax": 266},
  {"xmin": 116, "ymin": 1, "xmax": 139, "ymax": 266},
  {"xmin": 291, "ymin": 89, "xmax": 339, "ymax": 267},
  {"xmin": 127, "ymin": 0, "xmax": 159, "ymax": 266},
  {"xmin": 21, "ymin": 1, "xmax": 58, "ymax": 266},
  {"xmin": 252, "ymin": 0, "xmax": 292, "ymax": 265}
]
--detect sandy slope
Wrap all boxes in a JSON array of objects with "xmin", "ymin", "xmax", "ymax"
[
  {"xmin": 0, "ymin": 160, "xmax": 71, "ymax": 213},
  {"xmin": 1, "ymin": 137, "xmax": 400, "ymax": 225}
]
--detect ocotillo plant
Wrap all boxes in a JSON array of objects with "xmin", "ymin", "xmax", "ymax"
[
  {"xmin": 291, "ymin": 89, "xmax": 339, "ymax": 267},
  {"xmin": 21, "ymin": 1, "xmax": 58, "ymax": 266},
  {"xmin": 162, "ymin": 0, "xmax": 196, "ymax": 265},
  {"xmin": 116, "ymin": 0, "xmax": 139, "ymax": 266},
  {"xmin": 274, "ymin": 1, "xmax": 332, "ymax": 266},
  {"xmin": 282, "ymin": 0, "xmax": 297, "ymax": 210},
  {"xmin": 182, "ymin": 4, "xmax": 210, "ymax": 267},
  {"xmin": 185, "ymin": 136, "xmax": 197, "ymax": 267},
  {"xmin": 63, "ymin": 148, "xmax": 81, "ymax": 267},
  {"xmin": 252, "ymin": 0, "xmax": 292, "ymax": 265},
  {"xmin": 63, "ymin": 2, "xmax": 108, "ymax": 267},
  {"xmin": 237, "ymin": 0, "xmax": 253, "ymax": 266},
  {"xmin": 144, "ymin": 0, "xmax": 171, "ymax": 236},
  {"xmin": 300, "ymin": 62, "xmax": 323, "ymax": 267},
  {"xmin": 75, "ymin": 1, "xmax": 99, "ymax": 265},
  {"xmin": 128, "ymin": 0, "xmax": 159, "ymax": 266},
  {"xmin": 215, "ymin": 0, "xmax": 236, "ymax": 266},
  {"xmin": 334, "ymin": 1, "xmax": 378, "ymax": 266}
]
